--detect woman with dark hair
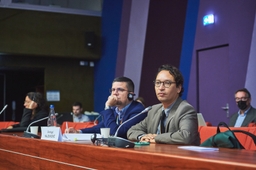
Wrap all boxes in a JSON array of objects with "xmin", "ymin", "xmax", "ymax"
[{"xmin": 7, "ymin": 92, "xmax": 48, "ymax": 129}]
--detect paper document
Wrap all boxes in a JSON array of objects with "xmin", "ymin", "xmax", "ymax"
[
  {"xmin": 62, "ymin": 133, "xmax": 102, "ymax": 141},
  {"xmin": 178, "ymin": 146, "xmax": 219, "ymax": 152}
]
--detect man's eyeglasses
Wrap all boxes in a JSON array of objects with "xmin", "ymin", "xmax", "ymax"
[
  {"xmin": 153, "ymin": 80, "xmax": 176, "ymax": 88},
  {"xmin": 235, "ymin": 97, "xmax": 249, "ymax": 102},
  {"xmin": 109, "ymin": 88, "xmax": 129, "ymax": 93}
]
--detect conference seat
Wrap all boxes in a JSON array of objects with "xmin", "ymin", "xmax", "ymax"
[
  {"xmin": 205, "ymin": 122, "xmax": 212, "ymax": 126},
  {"xmin": 0, "ymin": 121, "xmax": 19, "ymax": 130},
  {"xmin": 198, "ymin": 126, "xmax": 256, "ymax": 150}
]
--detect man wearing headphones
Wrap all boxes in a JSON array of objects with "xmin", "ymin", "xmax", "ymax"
[{"xmin": 65, "ymin": 77, "xmax": 146, "ymax": 139}]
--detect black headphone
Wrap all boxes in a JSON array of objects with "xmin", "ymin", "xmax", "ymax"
[
  {"xmin": 32, "ymin": 93, "xmax": 36, "ymax": 101},
  {"xmin": 31, "ymin": 92, "xmax": 39, "ymax": 106},
  {"xmin": 127, "ymin": 93, "xmax": 135, "ymax": 101}
]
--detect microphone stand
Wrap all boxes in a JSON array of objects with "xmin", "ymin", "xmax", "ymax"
[
  {"xmin": 0, "ymin": 104, "xmax": 8, "ymax": 121},
  {"xmin": 107, "ymin": 106, "xmax": 152, "ymax": 148},
  {"xmin": 0, "ymin": 104, "xmax": 8, "ymax": 115},
  {"xmin": 23, "ymin": 116, "xmax": 49, "ymax": 139}
]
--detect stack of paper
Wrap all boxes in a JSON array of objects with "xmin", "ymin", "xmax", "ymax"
[
  {"xmin": 62, "ymin": 133, "xmax": 102, "ymax": 141},
  {"xmin": 178, "ymin": 146, "xmax": 219, "ymax": 152}
]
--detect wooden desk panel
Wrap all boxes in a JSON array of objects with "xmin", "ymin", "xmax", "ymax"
[{"xmin": 0, "ymin": 134, "xmax": 256, "ymax": 170}]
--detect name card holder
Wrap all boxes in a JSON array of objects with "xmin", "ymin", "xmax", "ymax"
[{"xmin": 41, "ymin": 126, "xmax": 62, "ymax": 141}]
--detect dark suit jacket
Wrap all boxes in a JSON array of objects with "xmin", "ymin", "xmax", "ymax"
[
  {"xmin": 12, "ymin": 108, "xmax": 48, "ymax": 129},
  {"xmin": 127, "ymin": 97, "xmax": 200, "ymax": 145},
  {"xmin": 229, "ymin": 106, "xmax": 256, "ymax": 127},
  {"xmin": 81, "ymin": 101, "xmax": 146, "ymax": 139}
]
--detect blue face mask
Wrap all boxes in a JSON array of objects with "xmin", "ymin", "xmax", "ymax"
[{"xmin": 237, "ymin": 101, "xmax": 247, "ymax": 110}]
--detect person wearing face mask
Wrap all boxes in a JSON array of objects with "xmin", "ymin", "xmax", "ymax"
[
  {"xmin": 229, "ymin": 88, "xmax": 256, "ymax": 127},
  {"xmin": 65, "ymin": 77, "xmax": 147, "ymax": 139}
]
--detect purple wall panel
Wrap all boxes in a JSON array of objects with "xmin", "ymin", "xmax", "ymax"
[
  {"xmin": 122, "ymin": 0, "xmax": 150, "ymax": 96},
  {"xmin": 187, "ymin": 0, "xmax": 256, "ymax": 124},
  {"xmin": 245, "ymin": 13, "xmax": 256, "ymax": 107},
  {"xmin": 115, "ymin": 0, "xmax": 150, "ymax": 97},
  {"xmin": 115, "ymin": 0, "xmax": 132, "ymax": 78},
  {"xmin": 139, "ymin": 0, "xmax": 188, "ymax": 106}
]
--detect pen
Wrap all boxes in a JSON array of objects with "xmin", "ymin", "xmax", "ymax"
[{"xmin": 66, "ymin": 122, "xmax": 69, "ymax": 132}]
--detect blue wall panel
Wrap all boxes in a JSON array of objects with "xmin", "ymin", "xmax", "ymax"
[
  {"xmin": 94, "ymin": 0, "xmax": 123, "ymax": 112},
  {"xmin": 179, "ymin": 0, "xmax": 199, "ymax": 100}
]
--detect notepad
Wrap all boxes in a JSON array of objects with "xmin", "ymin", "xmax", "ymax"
[
  {"xmin": 62, "ymin": 133, "xmax": 102, "ymax": 141},
  {"xmin": 178, "ymin": 146, "xmax": 219, "ymax": 152},
  {"xmin": 197, "ymin": 113, "xmax": 207, "ymax": 126}
]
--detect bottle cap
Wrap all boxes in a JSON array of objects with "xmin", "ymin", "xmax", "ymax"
[{"xmin": 50, "ymin": 105, "xmax": 54, "ymax": 109}]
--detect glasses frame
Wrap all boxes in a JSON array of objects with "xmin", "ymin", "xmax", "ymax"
[
  {"xmin": 235, "ymin": 97, "xmax": 249, "ymax": 102},
  {"xmin": 109, "ymin": 88, "xmax": 130, "ymax": 93},
  {"xmin": 153, "ymin": 80, "xmax": 176, "ymax": 88}
]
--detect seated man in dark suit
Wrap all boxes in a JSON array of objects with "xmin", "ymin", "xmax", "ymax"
[
  {"xmin": 229, "ymin": 88, "xmax": 256, "ymax": 127},
  {"xmin": 65, "ymin": 77, "xmax": 147, "ymax": 139}
]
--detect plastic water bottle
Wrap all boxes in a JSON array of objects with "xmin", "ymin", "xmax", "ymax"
[{"xmin": 47, "ymin": 105, "xmax": 57, "ymax": 126}]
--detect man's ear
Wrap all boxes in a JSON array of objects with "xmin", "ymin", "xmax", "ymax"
[{"xmin": 177, "ymin": 84, "xmax": 182, "ymax": 94}]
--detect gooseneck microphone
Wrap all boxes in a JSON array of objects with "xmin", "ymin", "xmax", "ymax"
[
  {"xmin": 108, "ymin": 106, "xmax": 152, "ymax": 148},
  {"xmin": 114, "ymin": 106, "xmax": 152, "ymax": 136},
  {"xmin": 56, "ymin": 113, "xmax": 63, "ymax": 120},
  {"xmin": 0, "ymin": 104, "xmax": 8, "ymax": 115},
  {"xmin": 23, "ymin": 116, "xmax": 49, "ymax": 139},
  {"xmin": 94, "ymin": 115, "xmax": 101, "ymax": 125}
]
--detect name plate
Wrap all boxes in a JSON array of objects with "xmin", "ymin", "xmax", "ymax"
[{"xmin": 41, "ymin": 126, "xmax": 62, "ymax": 141}]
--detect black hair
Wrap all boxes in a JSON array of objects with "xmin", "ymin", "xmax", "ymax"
[
  {"xmin": 113, "ymin": 77, "xmax": 135, "ymax": 92},
  {"xmin": 156, "ymin": 64, "xmax": 184, "ymax": 97},
  {"xmin": 72, "ymin": 102, "xmax": 83, "ymax": 108},
  {"xmin": 235, "ymin": 88, "xmax": 251, "ymax": 98},
  {"xmin": 27, "ymin": 92, "xmax": 47, "ymax": 111},
  {"xmin": 135, "ymin": 97, "xmax": 146, "ymax": 106}
]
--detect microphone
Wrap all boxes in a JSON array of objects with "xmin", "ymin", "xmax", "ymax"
[
  {"xmin": 0, "ymin": 104, "xmax": 8, "ymax": 115},
  {"xmin": 94, "ymin": 115, "xmax": 101, "ymax": 125},
  {"xmin": 23, "ymin": 116, "xmax": 49, "ymax": 139},
  {"xmin": 108, "ymin": 106, "xmax": 152, "ymax": 148},
  {"xmin": 56, "ymin": 113, "xmax": 63, "ymax": 120}
]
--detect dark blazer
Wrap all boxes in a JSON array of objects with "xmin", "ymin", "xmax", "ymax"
[
  {"xmin": 80, "ymin": 101, "xmax": 146, "ymax": 139},
  {"xmin": 127, "ymin": 97, "xmax": 200, "ymax": 145},
  {"xmin": 12, "ymin": 108, "xmax": 48, "ymax": 128},
  {"xmin": 229, "ymin": 106, "xmax": 256, "ymax": 127}
]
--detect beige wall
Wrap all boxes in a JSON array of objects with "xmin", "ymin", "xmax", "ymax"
[
  {"xmin": 44, "ymin": 59, "xmax": 94, "ymax": 112},
  {"xmin": 1, "ymin": 55, "xmax": 94, "ymax": 113},
  {"xmin": 0, "ymin": 8, "xmax": 101, "ymax": 59},
  {"xmin": 0, "ymin": 8, "xmax": 100, "ymax": 114}
]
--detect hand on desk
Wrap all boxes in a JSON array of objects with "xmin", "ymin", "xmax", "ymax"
[
  {"xmin": 65, "ymin": 127, "xmax": 80, "ymax": 133},
  {"xmin": 140, "ymin": 133, "xmax": 157, "ymax": 143},
  {"xmin": 7, "ymin": 126, "xmax": 13, "ymax": 129}
]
